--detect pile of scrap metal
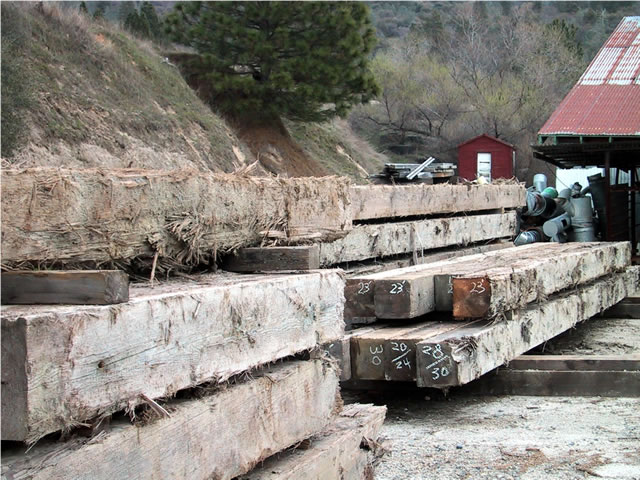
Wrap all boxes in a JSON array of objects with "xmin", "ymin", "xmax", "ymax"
[
  {"xmin": 369, "ymin": 157, "xmax": 457, "ymax": 184},
  {"xmin": 515, "ymin": 173, "xmax": 602, "ymax": 246}
]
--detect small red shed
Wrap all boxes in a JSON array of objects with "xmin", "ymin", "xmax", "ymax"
[{"xmin": 457, "ymin": 134, "xmax": 515, "ymax": 181}]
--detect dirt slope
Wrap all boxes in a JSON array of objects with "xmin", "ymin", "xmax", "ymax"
[
  {"xmin": 2, "ymin": 3, "xmax": 252, "ymax": 173},
  {"xmin": 1, "ymin": 3, "xmax": 386, "ymax": 180}
]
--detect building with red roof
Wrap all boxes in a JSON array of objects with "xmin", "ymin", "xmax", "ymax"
[
  {"xmin": 534, "ymin": 16, "xmax": 640, "ymax": 169},
  {"xmin": 532, "ymin": 16, "xmax": 640, "ymax": 255}
]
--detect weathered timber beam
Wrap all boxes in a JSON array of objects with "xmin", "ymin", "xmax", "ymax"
[
  {"xmin": 1, "ymin": 168, "xmax": 351, "ymax": 266},
  {"xmin": 238, "ymin": 403, "xmax": 387, "ymax": 480},
  {"xmin": 467, "ymin": 369, "xmax": 640, "ymax": 397},
  {"xmin": 344, "ymin": 242, "xmax": 531, "ymax": 322},
  {"xmin": 416, "ymin": 266, "xmax": 640, "ymax": 388},
  {"xmin": 1, "ymin": 270, "xmax": 129, "ymax": 305},
  {"xmin": 349, "ymin": 320, "xmax": 472, "ymax": 382},
  {"xmin": 1, "ymin": 360, "xmax": 340, "ymax": 480},
  {"xmin": 1, "ymin": 271, "xmax": 344, "ymax": 443},
  {"xmin": 319, "ymin": 212, "xmax": 517, "ymax": 266},
  {"xmin": 452, "ymin": 242, "xmax": 631, "ymax": 319},
  {"xmin": 349, "ymin": 184, "xmax": 526, "ymax": 221},
  {"xmin": 222, "ymin": 245, "xmax": 320, "ymax": 272}
]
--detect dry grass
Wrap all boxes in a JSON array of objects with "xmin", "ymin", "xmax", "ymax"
[
  {"xmin": 286, "ymin": 118, "xmax": 388, "ymax": 183},
  {"xmin": 2, "ymin": 3, "xmax": 251, "ymax": 173}
]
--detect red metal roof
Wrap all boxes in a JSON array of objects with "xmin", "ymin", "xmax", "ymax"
[
  {"xmin": 457, "ymin": 133, "xmax": 515, "ymax": 149},
  {"xmin": 539, "ymin": 16, "xmax": 640, "ymax": 137}
]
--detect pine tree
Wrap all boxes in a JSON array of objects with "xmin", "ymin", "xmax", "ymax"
[
  {"xmin": 79, "ymin": 1, "xmax": 89, "ymax": 16},
  {"xmin": 165, "ymin": 1, "xmax": 379, "ymax": 122},
  {"xmin": 140, "ymin": 2, "xmax": 164, "ymax": 42},
  {"xmin": 124, "ymin": 10, "xmax": 150, "ymax": 38},
  {"xmin": 92, "ymin": 3, "xmax": 106, "ymax": 21},
  {"xmin": 118, "ymin": 2, "xmax": 137, "ymax": 24}
]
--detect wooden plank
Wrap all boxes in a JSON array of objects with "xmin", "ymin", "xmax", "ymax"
[
  {"xmin": 349, "ymin": 184, "xmax": 526, "ymax": 221},
  {"xmin": 319, "ymin": 211, "xmax": 518, "ymax": 266},
  {"xmin": 239, "ymin": 403, "xmax": 387, "ymax": 480},
  {"xmin": 222, "ymin": 246, "xmax": 320, "ymax": 272},
  {"xmin": 452, "ymin": 242, "xmax": 631, "ymax": 319},
  {"xmin": 1, "ymin": 270, "xmax": 344, "ymax": 443},
  {"xmin": 1, "ymin": 270, "xmax": 129, "ymax": 305},
  {"xmin": 1, "ymin": 168, "xmax": 351, "ymax": 267},
  {"xmin": 416, "ymin": 266, "xmax": 640, "ymax": 388},
  {"xmin": 1, "ymin": 360, "xmax": 340, "ymax": 480},
  {"xmin": 467, "ymin": 369, "xmax": 640, "ymax": 397},
  {"xmin": 508, "ymin": 354, "xmax": 640, "ymax": 371}
]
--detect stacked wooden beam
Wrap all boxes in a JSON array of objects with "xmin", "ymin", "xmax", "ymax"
[
  {"xmin": 344, "ymin": 242, "xmax": 639, "ymax": 388},
  {"xmin": 1, "ymin": 270, "xmax": 386, "ymax": 479},
  {"xmin": 465, "ymin": 296, "xmax": 640, "ymax": 397},
  {"xmin": 320, "ymin": 183, "xmax": 524, "ymax": 266},
  {"xmin": 2, "ymin": 168, "xmax": 524, "ymax": 271},
  {"xmin": 1, "ymin": 168, "xmax": 352, "ymax": 268}
]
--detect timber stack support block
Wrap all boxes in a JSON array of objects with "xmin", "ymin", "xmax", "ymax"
[
  {"xmin": 222, "ymin": 245, "xmax": 320, "ymax": 272},
  {"xmin": 467, "ymin": 355, "xmax": 640, "ymax": 397},
  {"xmin": 1, "ymin": 270, "xmax": 129, "ymax": 305}
]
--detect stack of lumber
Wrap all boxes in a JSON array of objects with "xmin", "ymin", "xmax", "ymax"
[
  {"xmin": 2, "ymin": 168, "xmax": 524, "ymax": 272},
  {"xmin": 342, "ymin": 242, "xmax": 639, "ymax": 389},
  {"xmin": 318, "ymin": 183, "xmax": 524, "ymax": 266},
  {"xmin": 1, "ymin": 270, "xmax": 386, "ymax": 479},
  {"xmin": 0, "ymin": 168, "xmax": 352, "ymax": 270},
  {"xmin": 465, "ymin": 297, "xmax": 640, "ymax": 397},
  {"xmin": 224, "ymin": 183, "xmax": 524, "ymax": 271}
]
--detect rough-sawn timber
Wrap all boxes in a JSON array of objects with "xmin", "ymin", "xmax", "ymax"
[
  {"xmin": 345, "ymin": 243, "xmax": 544, "ymax": 321},
  {"xmin": 349, "ymin": 183, "xmax": 525, "ymax": 220},
  {"xmin": 239, "ymin": 403, "xmax": 387, "ymax": 480},
  {"xmin": 452, "ymin": 242, "xmax": 630, "ymax": 318},
  {"xmin": 1, "ymin": 271, "xmax": 344, "ymax": 443},
  {"xmin": 416, "ymin": 266, "xmax": 640, "ymax": 388},
  {"xmin": 1, "ymin": 168, "xmax": 352, "ymax": 267},
  {"xmin": 319, "ymin": 211, "xmax": 517, "ymax": 266},
  {"xmin": 1, "ymin": 360, "xmax": 340, "ymax": 480}
]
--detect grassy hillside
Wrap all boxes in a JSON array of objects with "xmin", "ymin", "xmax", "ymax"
[
  {"xmin": 1, "ymin": 3, "xmax": 387, "ymax": 180},
  {"xmin": 1, "ymin": 2, "xmax": 254, "ymax": 172}
]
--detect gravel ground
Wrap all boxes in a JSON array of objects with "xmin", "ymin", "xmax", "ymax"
[
  {"xmin": 344, "ymin": 313, "xmax": 640, "ymax": 480},
  {"xmin": 344, "ymin": 388, "xmax": 640, "ymax": 480}
]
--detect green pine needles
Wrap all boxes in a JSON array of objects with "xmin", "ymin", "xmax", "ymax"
[{"xmin": 165, "ymin": 1, "xmax": 380, "ymax": 122}]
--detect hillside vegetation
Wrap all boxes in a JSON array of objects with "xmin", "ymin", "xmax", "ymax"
[
  {"xmin": 356, "ymin": 1, "xmax": 637, "ymax": 183},
  {"xmin": 1, "ymin": 3, "xmax": 386, "ymax": 180}
]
